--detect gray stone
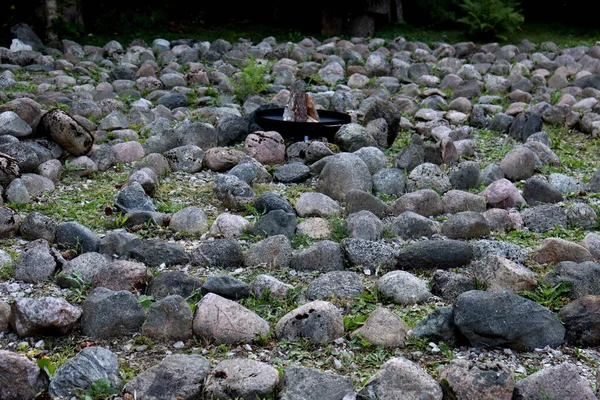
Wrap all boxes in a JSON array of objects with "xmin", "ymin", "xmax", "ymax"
[
  {"xmin": 190, "ymin": 238, "xmax": 243, "ymax": 269},
  {"xmin": 454, "ymin": 290, "xmax": 565, "ymax": 350},
  {"xmin": 200, "ymin": 274, "xmax": 249, "ymax": 300},
  {"xmin": 13, "ymin": 239, "xmax": 57, "ymax": 283},
  {"xmin": 213, "ymin": 173, "xmax": 256, "ymax": 211},
  {"xmin": 147, "ymin": 271, "xmax": 203, "ymax": 300},
  {"xmin": 279, "ymin": 366, "xmax": 354, "ymax": 400},
  {"xmin": 0, "ymin": 206, "xmax": 22, "ymax": 238},
  {"xmin": 357, "ymin": 357, "xmax": 442, "ymax": 400},
  {"xmin": 378, "ymin": 270, "xmax": 433, "ymax": 305},
  {"xmin": 204, "ymin": 359, "xmax": 280, "ymax": 400},
  {"xmin": 431, "ymin": 270, "xmax": 476, "ymax": 301},
  {"xmin": 81, "ymin": 287, "xmax": 145, "ymax": 339},
  {"xmin": 252, "ymin": 210, "xmax": 297, "ymax": 239},
  {"xmin": 38, "ymin": 109, "xmax": 94, "ymax": 156},
  {"xmin": 316, "ymin": 153, "xmax": 373, "ymax": 201},
  {"xmin": 513, "ymin": 362, "xmax": 596, "ymax": 400},
  {"xmin": 244, "ymin": 235, "xmax": 292, "ymax": 269},
  {"xmin": 193, "ymin": 293, "xmax": 269, "ymax": 344},
  {"xmin": 341, "ymin": 238, "xmax": 397, "ymax": 273},
  {"xmin": 410, "ymin": 306, "xmax": 462, "ymax": 347},
  {"xmin": 372, "ymin": 168, "xmax": 407, "ymax": 197},
  {"xmin": 391, "ymin": 188, "xmax": 444, "ymax": 217},
  {"xmin": 347, "ymin": 210, "xmax": 382, "ymax": 241},
  {"xmin": 141, "ymin": 295, "xmax": 193, "ymax": 341},
  {"xmin": 98, "ymin": 228, "xmax": 141, "ymax": 257},
  {"xmin": 388, "ymin": 211, "xmax": 439, "ymax": 240},
  {"xmin": 294, "ymin": 192, "xmax": 341, "ymax": 217},
  {"xmin": 543, "ymin": 261, "xmax": 600, "ymax": 299},
  {"xmin": 291, "ymin": 240, "xmax": 345, "ymax": 272},
  {"xmin": 351, "ymin": 307, "xmax": 409, "ymax": 348},
  {"xmin": 0, "ymin": 350, "xmax": 48, "ymax": 400},
  {"xmin": 114, "ymin": 182, "xmax": 156, "ymax": 213},
  {"xmin": 130, "ymin": 238, "xmax": 189, "ymax": 267},
  {"xmin": 124, "ymin": 354, "xmax": 210, "ymax": 400},
  {"xmin": 521, "ymin": 204, "xmax": 567, "ymax": 233},
  {"xmin": 441, "ymin": 211, "xmax": 490, "ymax": 239},
  {"xmin": 307, "ymin": 270, "xmax": 364, "ymax": 300},
  {"xmin": 472, "ymin": 255, "xmax": 537, "ymax": 293},
  {"xmin": 10, "ymin": 297, "xmax": 81, "ymax": 337},
  {"xmin": 276, "ymin": 300, "xmax": 344, "ymax": 344},
  {"xmin": 440, "ymin": 359, "xmax": 515, "ymax": 400},
  {"xmin": 55, "ymin": 251, "xmax": 111, "ymax": 288},
  {"xmin": 397, "ymin": 239, "xmax": 473, "ymax": 270},
  {"xmin": 49, "ymin": 347, "xmax": 121, "ymax": 398}
]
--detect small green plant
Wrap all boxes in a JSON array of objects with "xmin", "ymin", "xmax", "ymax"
[
  {"xmin": 519, "ymin": 281, "xmax": 572, "ymax": 311},
  {"xmin": 37, "ymin": 358, "xmax": 58, "ymax": 378},
  {"xmin": 138, "ymin": 294, "xmax": 155, "ymax": 309},
  {"xmin": 0, "ymin": 260, "xmax": 14, "ymax": 280},
  {"xmin": 457, "ymin": 0, "xmax": 524, "ymax": 41},
  {"xmin": 72, "ymin": 378, "xmax": 119, "ymax": 400},
  {"xmin": 291, "ymin": 233, "xmax": 313, "ymax": 249},
  {"xmin": 328, "ymin": 216, "xmax": 350, "ymax": 242},
  {"xmin": 233, "ymin": 58, "xmax": 270, "ymax": 103},
  {"xmin": 64, "ymin": 271, "xmax": 91, "ymax": 303}
]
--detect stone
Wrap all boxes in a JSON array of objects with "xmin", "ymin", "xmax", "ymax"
[
  {"xmin": 163, "ymin": 145, "xmax": 204, "ymax": 173},
  {"xmin": 38, "ymin": 109, "xmax": 94, "ymax": 156},
  {"xmin": 276, "ymin": 300, "xmax": 344, "ymax": 344},
  {"xmin": 351, "ymin": 307, "xmax": 409, "ymax": 348},
  {"xmin": 147, "ymin": 271, "xmax": 203, "ymax": 300},
  {"xmin": 499, "ymin": 146, "xmax": 537, "ymax": 181},
  {"xmin": 522, "ymin": 175, "xmax": 563, "ymax": 205},
  {"xmin": 513, "ymin": 363, "xmax": 596, "ymax": 400},
  {"xmin": 251, "ymin": 274, "xmax": 294, "ymax": 300},
  {"xmin": 410, "ymin": 306, "xmax": 462, "ymax": 347},
  {"xmin": 357, "ymin": 357, "xmax": 442, "ymax": 400},
  {"xmin": 532, "ymin": 238, "xmax": 594, "ymax": 264},
  {"xmin": 192, "ymin": 293, "xmax": 269, "ymax": 344},
  {"xmin": 440, "ymin": 359, "xmax": 515, "ymax": 400},
  {"xmin": 13, "ymin": 238, "xmax": 57, "ymax": 283},
  {"xmin": 114, "ymin": 182, "xmax": 156, "ymax": 213},
  {"xmin": 0, "ymin": 350, "xmax": 49, "ymax": 400},
  {"xmin": 397, "ymin": 239, "xmax": 473, "ymax": 270},
  {"xmin": 124, "ymin": 354, "xmax": 210, "ymax": 400},
  {"xmin": 347, "ymin": 210, "xmax": 383, "ymax": 241},
  {"xmin": 378, "ymin": 270, "xmax": 433, "ymax": 305},
  {"xmin": 316, "ymin": 153, "xmax": 373, "ymax": 201},
  {"xmin": 200, "ymin": 274, "xmax": 249, "ymax": 300},
  {"xmin": 141, "ymin": 295, "xmax": 193, "ymax": 341},
  {"xmin": 290, "ymin": 240, "xmax": 345, "ymax": 272},
  {"xmin": 209, "ymin": 212, "xmax": 251, "ymax": 238},
  {"xmin": 341, "ymin": 238, "xmax": 398, "ymax": 274},
  {"xmin": 244, "ymin": 131, "xmax": 286, "ymax": 165},
  {"xmin": 441, "ymin": 211, "xmax": 490, "ymax": 239},
  {"xmin": 472, "ymin": 255, "xmax": 537, "ymax": 293},
  {"xmin": 190, "ymin": 238, "xmax": 243, "ymax": 269},
  {"xmin": 130, "ymin": 238, "xmax": 189, "ymax": 267},
  {"xmin": 454, "ymin": 290, "xmax": 565, "ymax": 350},
  {"xmin": 168, "ymin": 206, "xmax": 208, "ymax": 234},
  {"xmin": 431, "ymin": 270, "xmax": 476, "ymax": 301},
  {"xmin": 0, "ymin": 206, "xmax": 21, "ymax": 238},
  {"xmin": 204, "ymin": 359, "xmax": 280, "ymax": 400},
  {"xmin": 212, "ymin": 173, "xmax": 256, "ymax": 211},
  {"xmin": 10, "ymin": 297, "xmax": 81, "ymax": 337},
  {"xmin": 279, "ymin": 366, "xmax": 355, "ymax": 400},
  {"xmin": 391, "ymin": 189, "xmax": 444, "ymax": 217},
  {"xmin": 294, "ymin": 192, "xmax": 341, "ymax": 217},
  {"xmin": 481, "ymin": 179, "xmax": 526, "ymax": 209},
  {"xmin": 55, "ymin": 252, "xmax": 111, "ymax": 288},
  {"xmin": 49, "ymin": 347, "xmax": 121, "ymax": 398},
  {"xmin": 442, "ymin": 190, "xmax": 486, "ymax": 214},
  {"xmin": 80, "ymin": 287, "xmax": 145, "ymax": 339},
  {"xmin": 91, "ymin": 259, "xmax": 150, "ymax": 292},
  {"xmin": 252, "ymin": 210, "xmax": 297, "ymax": 239},
  {"xmin": 306, "ymin": 271, "xmax": 364, "ymax": 300}
]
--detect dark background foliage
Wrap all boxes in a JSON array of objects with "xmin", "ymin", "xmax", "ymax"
[{"xmin": 0, "ymin": 0, "xmax": 597, "ymax": 46}]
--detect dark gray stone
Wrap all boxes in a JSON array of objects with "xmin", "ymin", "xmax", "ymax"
[
  {"xmin": 124, "ymin": 354, "xmax": 210, "ymax": 400},
  {"xmin": 454, "ymin": 290, "xmax": 565, "ymax": 350},
  {"xmin": 341, "ymin": 238, "xmax": 397, "ymax": 273},
  {"xmin": 279, "ymin": 366, "xmax": 354, "ymax": 400},
  {"xmin": 523, "ymin": 175, "xmax": 564, "ymax": 205},
  {"xmin": 397, "ymin": 239, "xmax": 473, "ymax": 270},
  {"xmin": 49, "ymin": 347, "xmax": 121, "ymax": 398},
  {"xmin": 389, "ymin": 211, "xmax": 439, "ymax": 240},
  {"xmin": 147, "ymin": 271, "xmax": 203, "ymax": 300},
  {"xmin": 411, "ymin": 306, "xmax": 464, "ymax": 347},
  {"xmin": 200, "ymin": 274, "xmax": 250, "ymax": 300},
  {"xmin": 521, "ymin": 204, "xmax": 567, "ymax": 233},
  {"xmin": 81, "ymin": 288, "xmax": 145, "ymax": 339},
  {"xmin": 431, "ymin": 270, "xmax": 476, "ymax": 301},
  {"xmin": 291, "ymin": 240, "xmax": 345, "ymax": 272},
  {"xmin": 130, "ymin": 238, "xmax": 189, "ymax": 267},
  {"xmin": 114, "ymin": 182, "xmax": 156, "ymax": 213},
  {"xmin": 543, "ymin": 261, "xmax": 600, "ymax": 299},
  {"xmin": 190, "ymin": 238, "xmax": 243, "ymax": 269},
  {"xmin": 252, "ymin": 210, "xmax": 297, "ymax": 239}
]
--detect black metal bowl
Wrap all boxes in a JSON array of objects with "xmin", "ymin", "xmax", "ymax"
[{"xmin": 254, "ymin": 108, "xmax": 351, "ymax": 141}]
